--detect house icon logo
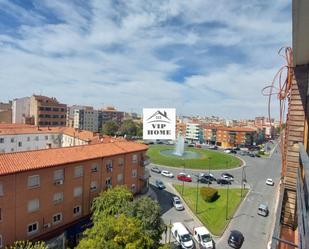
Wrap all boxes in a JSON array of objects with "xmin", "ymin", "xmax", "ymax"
[{"xmin": 143, "ymin": 108, "xmax": 176, "ymax": 140}]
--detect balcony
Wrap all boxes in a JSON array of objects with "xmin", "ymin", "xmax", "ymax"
[
  {"xmin": 141, "ymin": 156, "xmax": 150, "ymax": 167},
  {"xmin": 271, "ymin": 143, "xmax": 309, "ymax": 249}
]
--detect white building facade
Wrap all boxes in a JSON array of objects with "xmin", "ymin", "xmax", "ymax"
[
  {"xmin": 12, "ymin": 97, "xmax": 30, "ymax": 124},
  {"xmin": 73, "ymin": 108, "xmax": 99, "ymax": 132},
  {"xmin": 185, "ymin": 123, "xmax": 201, "ymax": 143}
]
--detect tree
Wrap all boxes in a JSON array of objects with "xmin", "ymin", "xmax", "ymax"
[
  {"xmin": 91, "ymin": 186, "xmax": 133, "ymax": 220},
  {"xmin": 7, "ymin": 241, "xmax": 47, "ymax": 249},
  {"xmin": 76, "ymin": 214, "xmax": 153, "ymax": 249},
  {"xmin": 102, "ymin": 120, "xmax": 119, "ymax": 136},
  {"xmin": 124, "ymin": 197, "xmax": 164, "ymax": 247},
  {"xmin": 136, "ymin": 123, "xmax": 143, "ymax": 137},
  {"xmin": 119, "ymin": 120, "xmax": 137, "ymax": 136}
]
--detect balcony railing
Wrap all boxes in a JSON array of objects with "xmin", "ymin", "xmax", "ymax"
[{"xmin": 271, "ymin": 143, "xmax": 309, "ymax": 249}]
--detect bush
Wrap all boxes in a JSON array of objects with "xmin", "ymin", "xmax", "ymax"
[
  {"xmin": 200, "ymin": 187, "xmax": 219, "ymax": 202},
  {"xmin": 258, "ymin": 150, "xmax": 265, "ymax": 155}
]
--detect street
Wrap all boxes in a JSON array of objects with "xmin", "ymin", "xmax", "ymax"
[{"xmin": 147, "ymin": 146, "xmax": 281, "ymax": 248}]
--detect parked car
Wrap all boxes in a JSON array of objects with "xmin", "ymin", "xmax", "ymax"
[
  {"xmin": 199, "ymin": 173, "xmax": 216, "ymax": 182},
  {"xmin": 198, "ymin": 177, "xmax": 212, "ymax": 184},
  {"xmin": 249, "ymin": 152, "xmax": 255, "ymax": 157},
  {"xmin": 177, "ymin": 173, "xmax": 192, "ymax": 182},
  {"xmin": 155, "ymin": 180, "xmax": 166, "ymax": 189},
  {"xmin": 231, "ymin": 149, "xmax": 237, "ymax": 154},
  {"xmin": 228, "ymin": 230, "xmax": 244, "ymax": 248},
  {"xmin": 172, "ymin": 196, "xmax": 184, "ymax": 211},
  {"xmin": 188, "ymin": 144, "xmax": 194, "ymax": 147},
  {"xmin": 221, "ymin": 173, "xmax": 234, "ymax": 181},
  {"xmin": 217, "ymin": 179, "xmax": 232, "ymax": 185},
  {"xmin": 171, "ymin": 222, "xmax": 194, "ymax": 249},
  {"xmin": 258, "ymin": 203, "xmax": 269, "ymax": 217},
  {"xmin": 151, "ymin": 167, "xmax": 161, "ymax": 173},
  {"xmin": 193, "ymin": 226, "xmax": 214, "ymax": 249},
  {"xmin": 224, "ymin": 149, "xmax": 232, "ymax": 154},
  {"xmin": 209, "ymin": 145, "xmax": 218, "ymax": 150},
  {"xmin": 255, "ymin": 153, "xmax": 261, "ymax": 158},
  {"xmin": 195, "ymin": 144, "xmax": 202, "ymax": 148},
  {"xmin": 161, "ymin": 170, "xmax": 174, "ymax": 178},
  {"xmin": 266, "ymin": 178, "xmax": 274, "ymax": 186}
]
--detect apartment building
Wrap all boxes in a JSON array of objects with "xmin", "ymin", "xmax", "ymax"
[
  {"xmin": 0, "ymin": 141, "xmax": 149, "ymax": 247},
  {"xmin": 0, "ymin": 102, "xmax": 12, "ymax": 123},
  {"xmin": 185, "ymin": 123, "xmax": 202, "ymax": 143},
  {"xmin": 0, "ymin": 124, "xmax": 99, "ymax": 153},
  {"xmin": 12, "ymin": 97, "xmax": 31, "ymax": 124},
  {"xmin": 204, "ymin": 126, "xmax": 257, "ymax": 148},
  {"xmin": 73, "ymin": 108, "xmax": 99, "ymax": 132},
  {"xmin": 30, "ymin": 95, "xmax": 67, "ymax": 127},
  {"xmin": 176, "ymin": 119, "xmax": 186, "ymax": 136},
  {"xmin": 99, "ymin": 106, "xmax": 124, "ymax": 127}
]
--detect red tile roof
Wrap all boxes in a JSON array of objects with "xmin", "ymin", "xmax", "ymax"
[
  {"xmin": 203, "ymin": 125, "xmax": 257, "ymax": 132},
  {"xmin": 0, "ymin": 141, "xmax": 148, "ymax": 176}
]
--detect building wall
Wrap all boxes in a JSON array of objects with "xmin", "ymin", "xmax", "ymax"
[
  {"xmin": 12, "ymin": 97, "xmax": 30, "ymax": 124},
  {"xmin": 0, "ymin": 150, "xmax": 147, "ymax": 246},
  {"xmin": 61, "ymin": 134, "xmax": 88, "ymax": 147},
  {"xmin": 73, "ymin": 109, "xmax": 98, "ymax": 132},
  {"xmin": 0, "ymin": 110, "xmax": 12, "ymax": 123},
  {"xmin": 185, "ymin": 123, "xmax": 201, "ymax": 142}
]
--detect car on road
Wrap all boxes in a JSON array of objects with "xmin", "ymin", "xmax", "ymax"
[
  {"xmin": 224, "ymin": 149, "xmax": 232, "ymax": 154},
  {"xmin": 188, "ymin": 144, "xmax": 194, "ymax": 147},
  {"xmin": 199, "ymin": 173, "xmax": 216, "ymax": 182},
  {"xmin": 209, "ymin": 145, "xmax": 218, "ymax": 150},
  {"xmin": 155, "ymin": 180, "xmax": 166, "ymax": 189},
  {"xmin": 249, "ymin": 152, "xmax": 255, "ymax": 157},
  {"xmin": 221, "ymin": 173, "xmax": 234, "ymax": 181},
  {"xmin": 258, "ymin": 203, "xmax": 269, "ymax": 217},
  {"xmin": 193, "ymin": 226, "xmax": 214, "ymax": 249},
  {"xmin": 217, "ymin": 179, "xmax": 232, "ymax": 185},
  {"xmin": 161, "ymin": 170, "xmax": 174, "ymax": 178},
  {"xmin": 266, "ymin": 178, "xmax": 274, "ymax": 186},
  {"xmin": 172, "ymin": 196, "xmax": 184, "ymax": 211},
  {"xmin": 228, "ymin": 230, "xmax": 244, "ymax": 248},
  {"xmin": 151, "ymin": 167, "xmax": 161, "ymax": 173},
  {"xmin": 171, "ymin": 222, "xmax": 194, "ymax": 249},
  {"xmin": 231, "ymin": 149, "xmax": 237, "ymax": 154},
  {"xmin": 198, "ymin": 177, "xmax": 212, "ymax": 184},
  {"xmin": 177, "ymin": 173, "xmax": 192, "ymax": 182}
]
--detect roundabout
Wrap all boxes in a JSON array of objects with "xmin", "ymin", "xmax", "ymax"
[{"xmin": 147, "ymin": 145, "xmax": 242, "ymax": 170}]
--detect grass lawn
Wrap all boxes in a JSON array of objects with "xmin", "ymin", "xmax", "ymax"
[
  {"xmin": 174, "ymin": 184, "xmax": 248, "ymax": 236},
  {"xmin": 147, "ymin": 145, "xmax": 241, "ymax": 169}
]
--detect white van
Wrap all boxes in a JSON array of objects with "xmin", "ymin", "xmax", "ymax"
[
  {"xmin": 258, "ymin": 204, "xmax": 269, "ymax": 217},
  {"xmin": 193, "ymin": 226, "xmax": 214, "ymax": 249},
  {"xmin": 171, "ymin": 222, "xmax": 194, "ymax": 249}
]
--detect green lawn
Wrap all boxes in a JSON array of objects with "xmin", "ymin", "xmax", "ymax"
[
  {"xmin": 174, "ymin": 185, "xmax": 248, "ymax": 236},
  {"xmin": 147, "ymin": 145, "xmax": 241, "ymax": 169}
]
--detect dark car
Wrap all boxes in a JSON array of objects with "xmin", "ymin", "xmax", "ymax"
[
  {"xmin": 217, "ymin": 179, "xmax": 232, "ymax": 185},
  {"xmin": 221, "ymin": 173, "xmax": 234, "ymax": 181},
  {"xmin": 249, "ymin": 152, "xmax": 255, "ymax": 157},
  {"xmin": 155, "ymin": 180, "xmax": 166, "ymax": 190},
  {"xmin": 231, "ymin": 150, "xmax": 237, "ymax": 154},
  {"xmin": 228, "ymin": 230, "xmax": 244, "ymax": 248},
  {"xmin": 188, "ymin": 144, "xmax": 194, "ymax": 147},
  {"xmin": 255, "ymin": 153, "xmax": 261, "ymax": 158},
  {"xmin": 151, "ymin": 167, "xmax": 161, "ymax": 173},
  {"xmin": 209, "ymin": 145, "xmax": 218, "ymax": 150},
  {"xmin": 198, "ymin": 177, "xmax": 212, "ymax": 184},
  {"xmin": 200, "ymin": 173, "xmax": 216, "ymax": 182}
]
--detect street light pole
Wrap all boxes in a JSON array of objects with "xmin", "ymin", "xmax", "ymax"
[
  {"xmin": 226, "ymin": 183, "xmax": 229, "ymax": 220},
  {"xmin": 195, "ymin": 177, "xmax": 199, "ymax": 214},
  {"xmin": 208, "ymin": 157, "xmax": 211, "ymax": 187},
  {"xmin": 241, "ymin": 166, "xmax": 247, "ymax": 198},
  {"xmin": 182, "ymin": 162, "xmax": 185, "ymax": 195}
]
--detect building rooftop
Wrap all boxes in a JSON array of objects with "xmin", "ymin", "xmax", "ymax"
[
  {"xmin": 0, "ymin": 141, "xmax": 148, "ymax": 176},
  {"xmin": 203, "ymin": 125, "xmax": 257, "ymax": 132}
]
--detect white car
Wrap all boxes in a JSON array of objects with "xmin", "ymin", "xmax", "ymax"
[
  {"xmin": 172, "ymin": 196, "xmax": 184, "ymax": 211},
  {"xmin": 224, "ymin": 149, "xmax": 231, "ymax": 154},
  {"xmin": 161, "ymin": 170, "xmax": 174, "ymax": 178},
  {"xmin": 266, "ymin": 178, "xmax": 274, "ymax": 186}
]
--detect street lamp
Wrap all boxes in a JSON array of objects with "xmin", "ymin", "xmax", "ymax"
[
  {"xmin": 195, "ymin": 176, "xmax": 200, "ymax": 214},
  {"xmin": 225, "ymin": 183, "xmax": 230, "ymax": 220},
  {"xmin": 208, "ymin": 157, "xmax": 212, "ymax": 187},
  {"xmin": 240, "ymin": 166, "xmax": 247, "ymax": 198},
  {"xmin": 182, "ymin": 162, "xmax": 185, "ymax": 195}
]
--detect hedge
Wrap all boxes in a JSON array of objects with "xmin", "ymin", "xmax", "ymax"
[{"xmin": 200, "ymin": 187, "xmax": 219, "ymax": 202}]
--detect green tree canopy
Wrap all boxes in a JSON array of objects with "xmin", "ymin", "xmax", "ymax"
[
  {"xmin": 102, "ymin": 120, "xmax": 119, "ymax": 136},
  {"xmin": 76, "ymin": 214, "xmax": 153, "ymax": 249},
  {"xmin": 7, "ymin": 241, "xmax": 47, "ymax": 249},
  {"xmin": 119, "ymin": 119, "xmax": 137, "ymax": 136}
]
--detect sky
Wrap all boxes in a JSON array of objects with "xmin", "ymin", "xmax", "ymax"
[{"xmin": 0, "ymin": 0, "xmax": 291, "ymax": 119}]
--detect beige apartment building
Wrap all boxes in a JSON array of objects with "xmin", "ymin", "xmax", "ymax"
[
  {"xmin": 30, "ymin": 95, "xmax": 67, "ymax": 127},
  {"xmin": 0, "ymin": 141, "xmax": 149, "ymax": 247}
]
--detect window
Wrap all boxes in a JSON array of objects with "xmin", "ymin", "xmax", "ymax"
[
  {"xmin": 28, "ymin": 199, "xmax": 39, "ymax": 213},
  {"xmin": 74, "ymin": 166, "xmax": 83, "ymax": 177},
  {"xmin": 0, "ymin": 138, "xmax": 4, "ymax": 143},
  {"xmin": 73, "ymin": 205, "xmax": 81, "ymax": 216},
  {"xmin": 45, "ymin": 136, "xmax": 48, "ymax": 140},
  {"xmin": 0, "ymin": 184, "xmax": 3, "ymax": 196},
  {"xmin": 10, "ymin": 148, "xmax": 14, "ymax": 152},
  {"xmin": 132, "ymin": 169, "xmax": 137, "ymax": 178},
  {"xmin": 28, "ymin": 175, "xmax": 40, "ymax": 188},
  {"xmin": 117, "ymin": 174, "xmax": 123, "ymax": 182},
  {"xmin": 27, "ymin": 222, "xmax": 39, "ymax": 235},
  {"xmin": 118, "ymin": 158, "xmax": 124, "ymax": 167},
  {"xmin": 35, "ymin": 136, "xmax": 39, "ymax": 141},
  {"xmin": 54, "ymin": 169, "xmax": 64, "ymax": 182},
  {"xmin": 53, "ymin": 192, "xmax": 63, "ymax": 204},
  {"xmin": 90, "ymin": 181, "xmax": 97, "ymax": 192},
  {"xmin": 10, "ymin": 138, "xmax": 14, "ymax": 143},
  {"xmin": 91, "ymin": 164, "xmax": 98, "ymax": 172},
  {"xmin": 52, "ymin": 213, "xmax": 62, "ymax": 224},
  {"xmin": 106, "ymin": 160, "xmax": 113, "ymax": 172},
  {"xmin": 18, "ymin": 141, "xmax": 22, "ymax": 147},
  {"xmin": 73, "ymin": 186, "xmax": 82, "ymax": 197},
  {"xmin": 105, "ymin": 178, "xmax": 112, "ymax": 188},
  {"xmin": 132, "ymin": 154, "xmax": 138, "ymax": 163},
  {"xmin": 27, "ymin": 137, "xmax": 30, "ymax": 142}
]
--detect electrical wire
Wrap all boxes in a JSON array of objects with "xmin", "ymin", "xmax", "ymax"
[{"xmin": 261, "ymin": 47, "xmax": 293, "ymax": 165}]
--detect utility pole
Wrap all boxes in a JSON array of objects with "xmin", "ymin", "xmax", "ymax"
[
  {"xmin": 208, "ymin": 157, "xmax": 211, "ymax": 187},
  {"xmin": 226, "ymin": 183, "xmax": 230, "ymax": 220},
  {"xmin": 182, "ymin": 162, "xmax": 185, "ymax": 195},
  {"xmin": 241, "ymin": 166, "xmax": 247, "ymax": 198}
]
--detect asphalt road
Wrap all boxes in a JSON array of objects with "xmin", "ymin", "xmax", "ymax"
[{"xmin": 147, "ymin": 145, "xmax": 281, "ymax": 249}]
